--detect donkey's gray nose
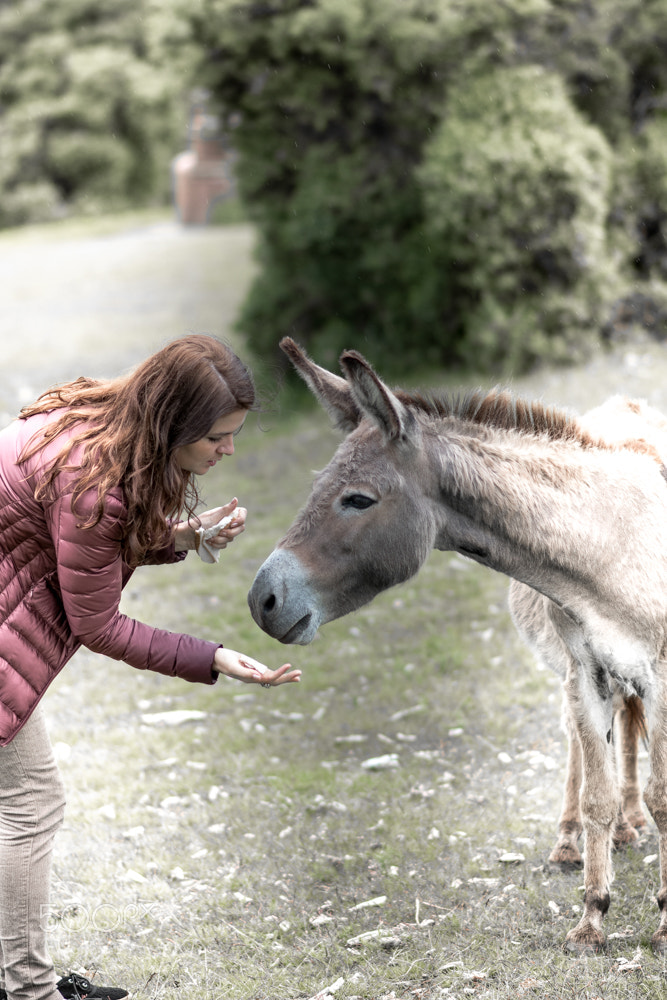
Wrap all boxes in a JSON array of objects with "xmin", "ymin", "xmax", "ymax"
[
  {"xmin": 247, "ymin": 549, "xmax": 322, "ymax": 644},
  {"xmin": 247, "ymin": 564, "xmax": 278, "ymax": 632}
]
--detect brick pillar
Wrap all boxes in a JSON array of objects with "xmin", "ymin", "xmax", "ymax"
[{"xmin": 172, "ymin": 113, "xmax": 231, "ymax": 225}]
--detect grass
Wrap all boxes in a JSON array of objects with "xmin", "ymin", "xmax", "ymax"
[{"xmin": 5, "ymin": 212, "xmax": 667, "ymax": 998}]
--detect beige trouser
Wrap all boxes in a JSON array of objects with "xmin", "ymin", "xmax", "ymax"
[{"xmin": 0, "ymin": 706, "xmax": 66, "ymax": 1000}]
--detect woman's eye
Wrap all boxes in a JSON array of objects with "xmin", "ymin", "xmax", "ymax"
[{"xmin": 341, "ymin": 494, "xmax": 376, "ymax": 510}]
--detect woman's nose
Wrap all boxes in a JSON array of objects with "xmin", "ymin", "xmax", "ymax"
[{"xmin": 217, "ymin": 436, "xmax": 234, "ymax": 455}]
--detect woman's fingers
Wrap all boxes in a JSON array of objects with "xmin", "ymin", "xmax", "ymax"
[
  {"xmin": 208, "ymin": 506, "xmax": 248, "ymax": 548},
  {"xmin": 215, "ymin": 648, "xmax": 300, "ymax": 687},
  {"xmin": 241, "ymin": 659, "xmax": 301, "ymax": 686}
]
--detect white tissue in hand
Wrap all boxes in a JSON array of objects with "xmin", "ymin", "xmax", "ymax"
[{"xmin": 195, "ymin": 509, "xmax": 237, "ymax": 563}]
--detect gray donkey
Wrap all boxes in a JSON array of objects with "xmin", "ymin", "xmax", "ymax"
[{"xmin": 248, "ymin": 338, "xmax": 667, "ymax": 954}]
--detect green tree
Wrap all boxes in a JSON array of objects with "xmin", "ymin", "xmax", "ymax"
[
  {"xmin": 174, "ymin": 0, "xmax": 667, "ymax": 372},
  {"xmin": 0, "ymin": 0, "xmax": 184, "ymax": 226},
  {"xmin": 419, "ymin": 65, "xmax": 614, "ymax": 371},
  {"xmin": 179, "ymin": 0, "xmax": 554, "ymax": 372},
  {"xmin": 512, "ymin": 0, "xmax": 667, "ymax": 144}
]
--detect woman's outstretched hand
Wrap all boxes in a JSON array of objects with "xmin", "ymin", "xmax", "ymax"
[{"xmin": 213, "ymin": 647, "xmax": 301, "ymax": 687}]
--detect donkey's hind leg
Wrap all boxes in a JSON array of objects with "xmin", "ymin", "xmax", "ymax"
[
  {"xmin": 642, "ymin": 669, "xmax": 667, "ymax": 953},
  {"xmin": 617, "ymin": 694, "xmax": 647, "ymax": 836},
  {"xmin": 549, "ymin": 693, "xmax": 645, "ymax": 868}
]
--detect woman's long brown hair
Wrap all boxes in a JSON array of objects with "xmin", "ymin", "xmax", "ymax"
[{"xmin": 19, "ymin": 335, "xmax": 256, "ymax": 566}]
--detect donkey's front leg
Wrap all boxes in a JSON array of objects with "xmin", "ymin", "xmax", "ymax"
[
  {"xmin": 643, "ymin": 670, "xmax": 667, "ymax": 953},
  {"xmin": 563, "ymin": 664, "xmax": 619, "ymax": 954}
]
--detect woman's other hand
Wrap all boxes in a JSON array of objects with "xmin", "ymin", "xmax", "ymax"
[
  {"xmin": 213, "ymin": 648, "xmax": 301, "ymax": 686},
  {"xmin": 174, "ymin": 498, "xmax": 247, "ymax": 552}
]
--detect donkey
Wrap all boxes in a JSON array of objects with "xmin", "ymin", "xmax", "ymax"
[{"xmin": 247, "ymin": 337, "xmax": 667, "ymax": 954}]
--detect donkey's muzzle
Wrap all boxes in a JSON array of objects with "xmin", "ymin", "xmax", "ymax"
[{"xmin": 247, "ymin": 549, "xmax": 322, "ymax": 644}]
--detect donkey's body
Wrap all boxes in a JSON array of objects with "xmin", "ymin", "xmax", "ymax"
[{"xmin": 248, "ymin": 339, "xmax": 667, "ymax": 953}]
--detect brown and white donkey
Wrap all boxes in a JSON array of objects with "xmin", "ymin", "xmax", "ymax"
[{"xmin": 248, "ymin": 338, "xmax": 667, "ymax": 954}]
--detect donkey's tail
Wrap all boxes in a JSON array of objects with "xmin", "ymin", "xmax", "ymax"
[{"xmin": 623, "ymin": 693, "xmax": 649, "ymax": 750}]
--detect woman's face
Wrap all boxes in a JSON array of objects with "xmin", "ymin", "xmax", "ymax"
[{"xmin": 174, "ymin": 409, "xmax": 248, "ymax": 475}]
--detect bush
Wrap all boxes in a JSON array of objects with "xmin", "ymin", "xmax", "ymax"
[
  {"xmin": 173, "ymin": 0, "xmax": 667, "ymax": 373},
  {"xmin": 616, "ymin": 120, "xmax": 667, "ymax": 281},
  {"xmin": 0, "ymin": 181, "xmax": 62, "ymax": 228},
  {"xmin": 47, "ymin": 133, "xmax": 135, "ymax": 201},
  {"xmin": 602, "ymin": 118, "xmax": 667, "ymax": 341},
  {"xmin": 0, "ymin": 0, "xmax": 185, "ymax": 226},
  {"xmin": 179, "ymin": 0, "xmax": 560, "ymax": 374},
  {"xmin": 418, "ymin": 65, "xmax": 614, "ymax": 371},
  {"xmin": 524, "ymin": 0, "xmax": 667, "ymax": 142}
]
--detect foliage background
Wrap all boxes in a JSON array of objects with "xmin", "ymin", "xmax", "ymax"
[
  {"xmin": 176, "ymin": 0, "xmax": 667, "ymax": 374},
  {"xmin": 0, "ymin": 0, "xmax": 185, "ymax": 227},
  {"xmin": 2, "ymin": 0, "xmax": 667, "ymax": 372}
]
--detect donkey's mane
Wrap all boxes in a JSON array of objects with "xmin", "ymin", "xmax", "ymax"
[
  {"xmin": 393, "ymin": 385, "xmax": 667, "ymax": 472},
  {"xmin": 395, "ymin": 386, "xmax": 616, "ymax": 452}
]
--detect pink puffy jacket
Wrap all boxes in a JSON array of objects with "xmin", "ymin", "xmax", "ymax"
[{"xmin": 0, "ymin": 411, "xmax": 219, "ymax": 745}]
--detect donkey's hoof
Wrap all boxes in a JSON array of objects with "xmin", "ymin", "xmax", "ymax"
[
  {"xmin": 548, "ymin": 844, "xmax": 583, "ymax": 871},
  {"xmin": 564, "ymin": 925, "xmax": 606, "ymax": 956},
  {"xmin": 612, "ymin": 821, "xmax": 640, "ymax": 849},
  {"xmin": 651, "ymin": 929, "xmax": 667, "ymax": 955},
  {"xmin": 626, "ymin": 810, "xmax": 648, "ymax": 832}
]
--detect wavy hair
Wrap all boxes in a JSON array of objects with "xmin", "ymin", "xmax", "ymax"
[{"xmin": 19, "ymin": 335, "xmax": 256, "ymax": 566}]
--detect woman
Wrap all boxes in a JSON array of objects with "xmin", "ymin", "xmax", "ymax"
[{"xmin": 0, "ymin": 335, "xmax": 300, "ymax": 1000}]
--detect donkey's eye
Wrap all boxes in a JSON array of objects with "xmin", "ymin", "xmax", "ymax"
[{"xmin": 341, "ymin": 494, "xmax": 377, "ymax": 511}]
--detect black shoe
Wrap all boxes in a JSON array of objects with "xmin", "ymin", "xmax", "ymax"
[{"xmin": 56, "ymin": 972, "xmax": 128, "ymax": 999}]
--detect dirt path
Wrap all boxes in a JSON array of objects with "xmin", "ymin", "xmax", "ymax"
[
  {"xmin": 2, "ymin": 210, "xmax": 666, "ymax": 417},
  {"xmin": 0, "ymin": 216, "xmax": 255, "ymax": 421}
]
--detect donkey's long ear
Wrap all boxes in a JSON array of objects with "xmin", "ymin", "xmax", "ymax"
[
  {"xmin": 339, "ymin": 350, "xmax": 416, "ymax": 444},
  {"xmin": 280, "ymin": 338, "xmax": 362, "ymax": 432}
]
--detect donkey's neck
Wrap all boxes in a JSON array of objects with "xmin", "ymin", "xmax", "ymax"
[{"xmin": 429, "ymin": 426, "xmax": 667, "ymax": 638}]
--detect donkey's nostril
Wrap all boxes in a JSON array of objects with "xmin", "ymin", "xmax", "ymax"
[{"xmin": 263, "ymin": 594, "xmax": 276, "ymax": 613}]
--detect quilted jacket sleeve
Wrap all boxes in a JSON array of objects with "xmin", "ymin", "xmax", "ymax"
[
  {"xmin": 44, "ymin": 488, "xmax": 218, "ymax": 685},
  {"xmin": 140, "ymin": 525, "xmax": 188, "ymax": 566}
]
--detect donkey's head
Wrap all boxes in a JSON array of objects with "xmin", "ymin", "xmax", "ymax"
[{"xmin": 247, "ymin": 339, "xmax": 438, "ymax": 644}]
